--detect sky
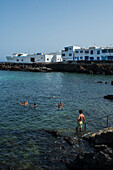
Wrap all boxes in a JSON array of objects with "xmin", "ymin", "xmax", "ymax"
[{"xmin": 0, "ymin": 0, "xmax": 113, "ymax": 61}]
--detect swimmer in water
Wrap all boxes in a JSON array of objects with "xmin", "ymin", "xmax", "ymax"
[
  {"xmin": 19, "ymin": 101, "xmax": 28, "ymax": 106},
  {"xmin": 58, "ymin": 101, "xmax": 63, "ymax": 109},
  {"xmin": 58, "ymin": 103, "xmax": 61, "ymax": 109},
  {"xmin": 33, "ymin": 103, "xmax": 37, "ymax": 107},
  {"xmin": 60, "ymin": 101, "xmax": 63, "ymax": 106}
]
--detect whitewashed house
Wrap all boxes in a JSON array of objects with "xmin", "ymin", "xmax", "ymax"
[
  {"xmin": 61, "ymin": 46, "xmax": 81, "ymax": 61},
  {"xmin": 61, "ymin": 45, "xmax": 113, "ymax": 61},
  {"xmin": 74, "ymin": 46, "xmax": 113, "ymax": 61},
  {"xmin": 74, "ymin": 46, "xmax": 101, "ymax": 61},
  {"xmin": 6, "ymin": 53, "xmax": 28, "ymax": 63},
  {"xmin": 6, "ymin": 51, "xmax": 62, "ymax": 63}
]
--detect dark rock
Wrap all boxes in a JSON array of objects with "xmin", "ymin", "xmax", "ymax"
[
  {"xmin": 66, "ymin": 149, "xmax": 113, "ymax": 170},
  {"xmin": 97, "ymin": 81, "xmax": 103, "ymax": 83},
  {"xmin": 89, "ymin": 127, "xmax": 113, "ymax": 147},
  {"xmin": 45, "ymin": 130, "xmax": 60, "ymax": 137},
  {"xmin": 104, "ymin": 95, "xmax": 113, "ymax": 100},
  {"xmin": 1, "ymin": 61, "xmax": 113, "ymax": 75},
  {"xmin": 66, "ymin": 127, "xmax": 113, "ymax": 170},
  {"xmin": 63, "ymin": 136, "xmax": 76, "ymax": 145}
]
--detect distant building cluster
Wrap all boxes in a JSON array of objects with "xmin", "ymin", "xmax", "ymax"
[
  {"xmin": 6, "ymin": 45, "xmax": 113, "ymax": 63},
  {"xmin": 61, "ymin": 46, "xmax": 113, "ymax": 61},
  {"xmin": 6, "ymin": 51, "xmax": 62, "ymax": 63}
]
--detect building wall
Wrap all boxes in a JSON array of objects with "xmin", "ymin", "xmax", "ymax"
[
  {"xmin": 74, "ymin": 46, "xmax": 113, "ymax": 61},
  {"xmin": 61, "ymin": 46, "xmax": 81, "ymax": 61},
  {"xmin": 26, "ymin": 54, "xmax": 45, "ymax": 63},
  {"xmin": 52, "ymin": 54, "xmax": 62, "ymax": 62},
  {"xmin": 6, "ymin": 46, "xmax": 113, "ymax": 63},
  {"xmin": 6, "ymin": 53, "xmax": 62, "ymax": 63},
  {"xmin": 7, "ymin": 56, "xmax": 26, "ymax": 63}
]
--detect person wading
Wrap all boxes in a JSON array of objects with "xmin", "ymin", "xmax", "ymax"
[{"xmin": 76, "ymin": 110, "xmax": 85, "ymax": 132}]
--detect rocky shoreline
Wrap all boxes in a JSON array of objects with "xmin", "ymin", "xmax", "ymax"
[
  {"xmin": 45, "ymin": 127, "xmax": 113, "ymax": 170},
  {"xmin": 67, "ymin": 127, "xmax": 113, "ymax": 170},
  {"xmin": 1, "ymin": 127, "xmax": 113, "ymax": 169},
  {"xmin": 1, "ymin": 61, "xmax": 113, "ymax": 74}
]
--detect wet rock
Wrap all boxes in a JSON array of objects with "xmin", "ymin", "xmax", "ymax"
[
  {"xmin": 104, "ymin": 95, "xmax": 113, "ymax": 100},
  {"xmin": 46, "ymin": 68, "xmax": 52, "ymax": 72},
  {"xmin": 89, "ymin": 128, "xmax": 113, "ymax": 147},
  {"xmin": 66, "ymin": 149, "xmax": 113, "ymax": 170},
  {"xmin": 97, "ymin": 81, "xmax": 103, "ymax": 83},
  {"xmin": 66, "ymin": 127, "xmax": 113, "ymax": 170},
  {"xmin": 45, "ymin": 130, "xmax": 60, "ymax": 137},
  {"xmin": 63, "ymin": 136, "xmax": 78, "ymax": 145}
]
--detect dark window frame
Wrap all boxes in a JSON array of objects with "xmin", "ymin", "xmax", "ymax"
[{"xmin": 69, "ymin": 53, "xmax": 72, "ymax": 56}]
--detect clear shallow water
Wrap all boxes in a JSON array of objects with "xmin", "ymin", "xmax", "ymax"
[
  {"xmin": 0, "ymin": 70, "xmax": 113, "ymax": 132},
  {"xmin": 0, "ymin": 70, "xmax": 113, "ymax": 168}
]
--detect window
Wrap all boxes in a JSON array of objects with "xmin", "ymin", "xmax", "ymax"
[
  {"xmin": 75, "ymin": 51, "xmax": 79, "ymax": 53},
  {"xmin": 21, "ymin": 59, "xmax": 23, "ymax": 61},
  {"xmin": 80, "ymin": 50, "xmax": 83, "ymax": 53},
  {"xmin": 69, "ymin": 53, "xmax": 72, "ymax": 56},
  {"xmin": 108, "ymin": 49, "xmax": 113, "ymax": 53},
  {"xmin": 90, "ymin": 50, "xmax": 93, "ymax": 54},
  {"xmin": 102, "ymin": 49, "xmax": 107, "ymax": 53},
  {"xmin": 47, "ymin": 58, "xmax": 49, "ymax": 60},
  {"xmin": 85, "ymin": 56, "xmax": 89, "ymax": 60},
  {"xmin": 16, "ymin": 59, "xmax": 19, "ymax": 61},
  {"xmin": 90, "ymin": 57, "xmax": 94, "ymax": 60},
  {"xmin": 108, "ymin": 56, "xmax": 113, "ymax": 60},
  {"xmin": 65, "ymin": 47, "xmax": 68, "ymax": 51},
  {"xmin": 69, "ymin": 48, "xmax": 72, "ymax": 50},
  {"xmin": 97, "ymin": 57, "xmax": 100, "ymax": 60},
  {"xmin": 97, "ymin": 50, "xmax": 100, "ymax": 54},
  {"xmin": 80, "ymin": 57, "xmax": 83, "ymax": 60},
  {"xmin": 31, "ymin": 58, "xmax": 35, "ymax": 62},
  {"xmin": 85, "ymin": 50, "xmax": 89, "ymax": 54},
  {"xmin": 62, "ymin": 54, "xmax": 65, "ymax": 56}
]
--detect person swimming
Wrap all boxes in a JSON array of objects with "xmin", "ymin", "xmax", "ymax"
[
  {"xmin": 58, "ymin": 101, "xmax": 63, "ymax": 109},
  {"xmin": 19, "ymin": 101, "xmax": 28, "ymax": 106},
  {"xmin": 60, "ymin": 101, "xmax": 63, "ymax": 106},
  {"xmin": 33, "ymin": 103, "xmax": 37, "ymax": 108},
  {"xmin": 58, "ymin": 103, "xmax": 61, "ymax": 109}
]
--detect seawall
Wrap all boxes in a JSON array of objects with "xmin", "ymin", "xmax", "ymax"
[{"xmin": 1, "ymin": 61, "xmax": 113, "ymax": 74}]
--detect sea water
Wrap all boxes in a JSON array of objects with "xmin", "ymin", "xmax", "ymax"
[
  {"xmin": 0, "ymin": 70, "xmax": 113, "ymax": 168},
  {"xmin": 0, "ymin": 70, "xmax": 113, "ymax": 132}
]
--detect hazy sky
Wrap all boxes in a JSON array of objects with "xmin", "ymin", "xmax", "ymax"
[{"xmin": 0, "ymin": 0, "xmax": 113, "ymax": 61}]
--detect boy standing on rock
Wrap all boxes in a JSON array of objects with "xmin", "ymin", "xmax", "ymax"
[{"xmin": 76, "ymin": 110, "xmax": 85, "ymax": 132}]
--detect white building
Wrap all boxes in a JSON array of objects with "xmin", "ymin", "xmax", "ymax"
[
  {"xmin": 62, "ymin": 45, "xmax": 113, "ymax": 61},
  {"xmin": 6, "ymin": 51, "xmax": 62, "ymax": 63},
  {"xmin": 61, "ymin": 46, "xmax": 81, "ymax": 61},
  {"xmin": 74, "ymin": 46, "xmax": 101, "ymax": 61},
  {"xmin": 75, "ymin": 46, "xmax": 113, "ymax": 61}
]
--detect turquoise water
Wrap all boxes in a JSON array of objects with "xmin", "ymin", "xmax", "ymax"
[
  {"xmin": 0, "ymin": 70, "xmax": 113, "ymax": 168},
  {"xmin": 0, "ymin": 70, "xmax": 113, "ymax": 132}
]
